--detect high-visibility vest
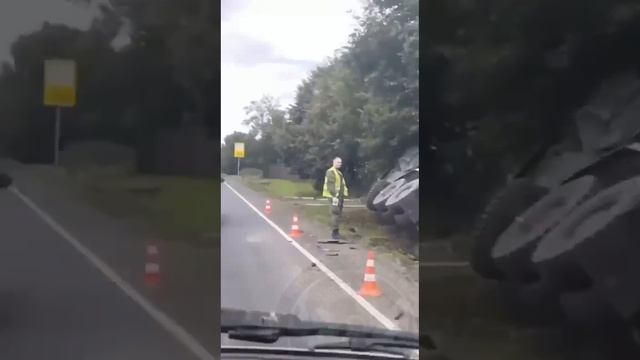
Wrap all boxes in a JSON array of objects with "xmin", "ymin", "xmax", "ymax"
[{"xmin": 322, "ymin": 166, "xmax": 349, "ymax": 198}]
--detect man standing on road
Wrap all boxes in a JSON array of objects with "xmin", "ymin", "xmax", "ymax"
[{"xmin": 322, "ymin": 157, "xmax": 349, "ymax": 240}]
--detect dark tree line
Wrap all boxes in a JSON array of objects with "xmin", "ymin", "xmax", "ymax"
[{"xmin": 0, "ymin": 0, "xmax": 218, "ymax": 164}]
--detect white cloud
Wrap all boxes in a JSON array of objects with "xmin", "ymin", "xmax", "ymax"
[{"xmin": 221, "ymin": 0, "xmax": 364, "ymax": 138}]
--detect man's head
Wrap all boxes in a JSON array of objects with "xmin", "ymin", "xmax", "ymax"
[{"xmin": 333, "ymin": 157, "xmax": 342, "ymax": 169}]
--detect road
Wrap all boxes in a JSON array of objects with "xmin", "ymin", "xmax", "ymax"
[
  {"xmin": 0, "ymin": 175, "xmax": 214, "ymax": 359},
  {"xmin": 221, "ymin": 177, "xmax": 417, "ymax": 348}
]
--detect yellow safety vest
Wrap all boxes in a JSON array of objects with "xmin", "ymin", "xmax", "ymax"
[{"xmin": 322, "ymin": 166, "xmax": 349, "ymax": 198}]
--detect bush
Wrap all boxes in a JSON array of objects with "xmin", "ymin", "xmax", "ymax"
[
  {"xmin": 239, "ymin": 167, "xmax": 264, "ymax": 178},
  {"xmin": 60, "ymin": 140, "xmax": 136, "ymax": 172}
]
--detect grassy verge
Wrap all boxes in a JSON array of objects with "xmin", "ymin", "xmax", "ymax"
[
  {"xmin": 420, "ymin": 267, "xmax": 636, "ymax": 359},
  {"xmin": 243, "ymin": 177, "xmax": 317, "ymax": 198},
  {"xmin": 73, "ymin": 168, "xmax": 219, "ymax": 247},
  {"xmin": 242, "ymin": 176, "xmax": 416, "ymax": 258},
  {"xmin": 299, "ymin": 205, "xmax": 385, "ymax": 237}
]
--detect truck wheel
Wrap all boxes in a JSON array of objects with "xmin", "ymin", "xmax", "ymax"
[
  {"xmin": 533, "ymin": 176, "xmax": 640, "ymax": 321},
  {"xmin": 385, "ymin": 177, "xmax": 419, "ymax": 216},
  {"xmin": 491, "ymin": 175, "xmax": 598, "ymax": 281},
  {"xmin": 366, "ymin": 180, "xmax": 390, "ymax": 211},
  {"xmin": 372, "ymin": 178, "xmax": 406, "ymax": 211},
  {"xmin": 372, "ymin": 171, "xmax": 418, "ymax": 212},
  {"xmin": 471, "ymin": 178, "xmax": 548, "ymax": 279},
  {"xmin": 533, "ymin": 175, "xmax": 640, "ymax": 279}
]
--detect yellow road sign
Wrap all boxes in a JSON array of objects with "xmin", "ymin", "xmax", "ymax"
[
  {"xmin": 44, "ymin": 59, "xmax": 77, "ymax": 107},
  {"xmin": 234, "ymin": 142, "xmax": 245, "ymax": 158}
]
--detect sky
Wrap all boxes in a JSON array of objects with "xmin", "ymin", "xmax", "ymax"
[
  {"xmin": 221, "ymin": 0, "xmax": 364, "ymax": 138},
  {"xmin": 0, "ymin": 0, "xmax": 99, "ymax": 62}
]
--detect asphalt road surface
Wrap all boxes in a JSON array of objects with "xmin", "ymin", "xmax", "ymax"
[
  {"xmin": 220, "ymin": 180, "xmax": 409, "ymax": 348},
  {"xmin": 0, "ymin": 187, "xmax": 211, "ymax": 360}
]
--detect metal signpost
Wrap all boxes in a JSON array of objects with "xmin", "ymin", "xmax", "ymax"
[
  {"xmin": 234, "ymin": 142, "xmax": 245, "ymax": 175},
  {"xmin": 44, "ymin": 59, "xmax": 77, "ymax": 165}
]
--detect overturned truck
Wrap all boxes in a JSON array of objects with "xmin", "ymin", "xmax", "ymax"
[
  {"xmin": 470, "ymin": 71, "xmax": 640, "ymax": 337},
  {"xmin": 366, "ymin": 147, "xmax": 419, "ymax": 255}
]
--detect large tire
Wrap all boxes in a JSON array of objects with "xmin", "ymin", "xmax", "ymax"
[
  {"xmin": 491, "ymin": 175, "xmax": 598, "ymax": 281},
  {"xmin": 471, "ymin": 178, "xmax": 548, "ymax": 279},
  {"xmin": 386, "ymin": 176, "xmax": 419, "ymax": 223},
  {"xmin": 372, "ymin": 178, "xmax": 407, "ymax": 211},
  {"xmin": 533, "ymin": 175, "xmax": 640, "ymax": 321},
  {"xmin": 366, "ymin": 180, "xmax": 390, "ymax": 211},
  {"xmin": 372, "ymin": 171, "xmax": 418, "ymax": 212}
]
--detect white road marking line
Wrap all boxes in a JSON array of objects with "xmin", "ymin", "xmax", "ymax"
[
  {"xmin": 10, "ymin": 186, "xmax": 216, "ymax": 360},
  {"xmin": 223, "ymin": 182, "xmax": 400, "ymax": 331}
]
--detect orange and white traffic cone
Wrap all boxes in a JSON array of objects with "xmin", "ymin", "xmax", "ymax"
[
  {"xmin": 145, "ymin": 244, "xmax": 160, "ymax": 287},
  {"xmin": 290, "ymin": 214, "xmax": 302, "ymax": 238},
  {"xmin": 265, "ymin": 199, "xmax": 272, "ymax": 215},
  {"xmin": 359, "ymin": 250, "xmax": 382, "ymax": 297}
]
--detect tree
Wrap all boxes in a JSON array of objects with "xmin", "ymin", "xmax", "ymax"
[
  {"xmin": 224, "ymin": 0, "xmax": 419, "ymax": 194},
  {"xmin": 68, "ymin": 0, "xmax": 219, "ymax": 132},
  {"xmin": 0, "ymin": 0, "xmax": 214, "ymax": 164}
]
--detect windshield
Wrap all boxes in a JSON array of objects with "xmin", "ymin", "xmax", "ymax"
[{"xmin": 220, "ymin": 0, "xmax": 419, "ymax": 353}]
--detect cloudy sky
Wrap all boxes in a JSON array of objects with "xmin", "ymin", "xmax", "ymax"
[
  {"xmin": 221, "ymin": 0, "xmax": 364, "ymax": 138},
  {"xmin": 0, "ymin": 0, "xmax": 99, "ymax": 62}
]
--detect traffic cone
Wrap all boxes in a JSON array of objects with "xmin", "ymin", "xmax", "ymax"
[
  {"xmin": 359, "ymin": 250, "xmax": 382, "ymax": 297},
  {"xmin": 290, "ymin": 214, "xmax": 302, "ymax": 238},
  {"xmin": 265, "ymin": 199, "xmax": 272, "ymax": 215},
  {"xmin": 145, "ymin": 244, "xmax": 160, "ymax": 287}
]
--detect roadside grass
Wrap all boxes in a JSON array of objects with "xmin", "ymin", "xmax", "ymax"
[
  {"xmin": 298, "ymin": 204, "xmax": 386, "ymax": 238},
  {"xmin": 420, "ymin": 270, "xmax": 565, "ymax": 360},
  {"xmin": 73, "ymin": 168, "xmax": 220, "ymax": 247},
  {"xmin": 243, "ymin": 177, "xmax": 317, "ymax": 198},
  {"xmin": 242, "ymin": 176, "xmax": 416, "ymax": 260},
  {"xmin": 294, "ymin": 202, "xmax": 417, "ymax": 262}
]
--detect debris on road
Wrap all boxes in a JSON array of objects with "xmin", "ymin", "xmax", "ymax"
[{"xmin": 317, "ymin": 239, "xmax": 350, "ymax": 244}]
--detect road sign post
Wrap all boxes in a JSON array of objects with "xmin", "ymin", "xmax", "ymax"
[
  {"xmin": 234, "ymin": 142, "xmax": 245, "ymax": 175},
  {"xmin": 44, "ymin": 59, "xmax": 77, "ymax": 165},
  {"xmin": 54, "ymin": 107, "xmax": 61, "ymax": 165}
]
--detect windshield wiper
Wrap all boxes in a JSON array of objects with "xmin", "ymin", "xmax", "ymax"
[
  {"xmin": 221, "ymin": 308, "xmax": 432, "ymax": 349},
  {"xmin": 311, "ymin": 337, "xmax": 421, "ymax": 358}
]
